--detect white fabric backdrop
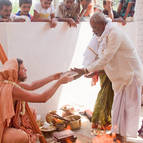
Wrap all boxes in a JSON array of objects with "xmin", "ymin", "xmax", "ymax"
[{"xmin": 0, "ymin": 22, "xmax": 138, "ymax": 119}]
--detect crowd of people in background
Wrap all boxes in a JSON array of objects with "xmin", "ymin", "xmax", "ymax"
[
  {"xmin": 0, "ymin": 0, "xmax": 140, "ymax": 143},
  {"xmin": 0, "ymin": 0, "xmax": 136, "ymax": 27}
]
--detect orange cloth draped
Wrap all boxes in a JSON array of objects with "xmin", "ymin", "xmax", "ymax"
[
  {"xmin": 0, "ymin": 59, "xmax": 18, "ymax": 143},
  {"xmin": 0, "ymin": 44, "xmax": 8, "ymax": 64},
  {"xmin": 0, "ymin": 45, "xmax": 46, "ymax": 143},
  {"xmin": 11, "ymin": 101, "xmax": 37, "ymax": 142},
  {"xmin": 0, "ymin": 59, "xmax": 37, "ymax": 143}
]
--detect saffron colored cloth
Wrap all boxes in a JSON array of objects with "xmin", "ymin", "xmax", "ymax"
[
  {"xmin": 0, "ymin": 59, "xmax": 18, "ymax": 143},
  {"xmin": 0, "ymin": 59, "xmax": 37, "ymax": 143}
]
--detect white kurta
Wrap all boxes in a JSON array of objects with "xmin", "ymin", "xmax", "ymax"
[
  {"xmin": 134, "ymin": 0, "xmax": 143, "ymax": 106},
  {"xmin": 86, "ymin": 22, "xmax": 143, "ymax": 137},
  {"xmin": 87, "ymin": 24, "xmax": 143, "ymax": 93},
  {"xmin": 134, "ymin": 0, "xmax": 143, "ymax": 62}
]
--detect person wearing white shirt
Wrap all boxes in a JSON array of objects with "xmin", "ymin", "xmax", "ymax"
[
  {"xmin": 33, "ymin": 0, "xmax": 57, "ymax": 27},
  {"xmin": 72, "ymin": 12, "xmax": 143, "ymax": 139}
]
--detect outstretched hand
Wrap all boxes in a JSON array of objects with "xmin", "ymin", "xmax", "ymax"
[
  {"xmin": 52, "ymin": 72, "xmax": 63, "ymax": 80},
  {"xmin": 69, "ymin": 68, "xmax": 85, "ymax": 80},
  {"xmin": 84, "ymin": 72, "xmax": 97, "ymax": 78},
  {"xmin": 59, "ymin": 75, "xmax": 74, "ymax": 84},
  {"xmin": 71, "ymin": 68, "xmax": 85, "ymax": 75}
]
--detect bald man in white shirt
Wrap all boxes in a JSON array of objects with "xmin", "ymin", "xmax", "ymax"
[{"xmin": 73, "ymin": 12, "xmax": 143, "ymax": 139}]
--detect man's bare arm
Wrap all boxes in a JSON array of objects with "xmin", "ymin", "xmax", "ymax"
[
  {"xmin": 106, "ymin": 1, "xmax": 114, "ymax": 20},
  {"xmin": 13, "ymin": 19, "xmax": 25, "ymax": 22},
  {"xmin": 13, "ymin": 76, "xmax": 73, "ymax": 102},
  {"xmin": 0, "ymin": 18, "xmax": 10, "ymax": 22},
  {"xmin": 117, "ymin": 2, "xmax": 123, "ymax": 14},
  {"xmin": 123, "ymin": 2, "xmax": 133, "ymax": 20},
  {"xmin": 19, "ymin": 73, "xmax": 62, "ymax": 90}
]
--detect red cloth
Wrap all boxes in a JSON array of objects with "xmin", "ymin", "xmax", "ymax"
[{"xmin": 91, "ymin": 73, "xmax": 98, "ymax": 86}]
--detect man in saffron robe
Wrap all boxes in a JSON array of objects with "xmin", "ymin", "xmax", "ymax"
[{"xmin": 0, "ymin": 58, "xmax": 73, "ymax": 143}]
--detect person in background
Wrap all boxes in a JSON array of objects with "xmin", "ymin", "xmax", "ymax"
[
  {"xmin": 16, "ymin": 0, "xmax": 32, "ymax": 22},
  {"xmin": 103, "ymin": 0, "xmax": 126, "ymax": 25},
  {"xmin": 33, "ymin": 0, "xmax": 57, "ymax": 27},
  {"xmin": 56, "ymin": 0, "xmax": 80, "ymax": 27},
  {"xmin": 117, "ymin": 0, "xmax": 136, "ymax": 21},
  {"xmin": 0, "ymin": 0, "xmax": 25, "ymax": 22},
  {"xmin": 78, "ymin": 0, "xmax": 92, "ymax": 20}
]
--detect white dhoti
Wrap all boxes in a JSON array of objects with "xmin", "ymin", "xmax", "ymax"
[{"xmin": 111, "ymin": 76, "xmax": 142, "ymax": 137}]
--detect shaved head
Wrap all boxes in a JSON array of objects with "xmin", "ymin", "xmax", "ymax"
[
  {"xmin": 90, "ymin": 12, "xmax": 108, "ymax": 24},
  {"xmin": 90, "ymin": 12, "xmax": 108, "ymax": 37}
]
